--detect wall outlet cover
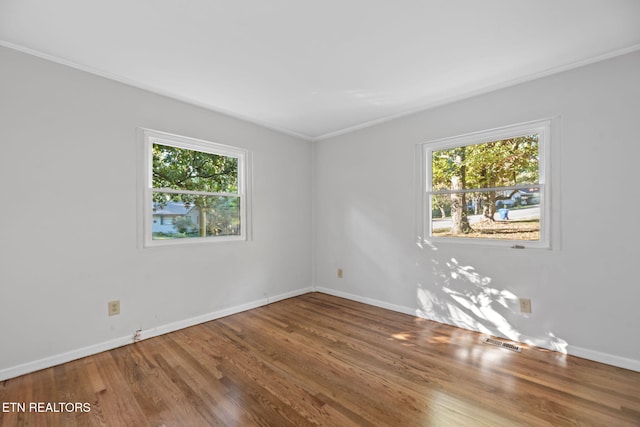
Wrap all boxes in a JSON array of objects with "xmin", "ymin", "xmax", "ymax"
[
  {"xmin": 519, "ymin": 298, "xmax": 532, "ymax": 313},
  {"xmin": 108, "ymin": 300, "xmax": 120, "ymax": 316}
]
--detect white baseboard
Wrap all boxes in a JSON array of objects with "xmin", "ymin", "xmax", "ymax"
[
  {"xmin": 0, "ymin": 286, "xmax": 313, "ymax": 381},
  {"xmin": 315, "ymin": 286, "xmax": 640, "ymax": 373},
  {"xmin": 566, "ymin": 344, "xmax": 640, "ymax": 373},
  {"xmin": 135, "ymin": 287, "xmax": 312, "ymax": 341},
  {"xmin": 4, "ymin": 285, "xmax": 638, "ymax": 380},
  {"xmin": 315, "ymin": 286, "xmax": 416, "ymax": 317},
  {"xmin": 0, "ymin": 335, "xmax": 134, "ymax": 382}
]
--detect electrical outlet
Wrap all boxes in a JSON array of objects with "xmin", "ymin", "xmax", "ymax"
[
  {"xmin": 108, "ymin": 300, "xmax": 120, "ymax": 316},
  {"xmin": 519, "ymin": 298, "xmax": 532, "ymax": 313},
  {"xmin": 337, "ymin": 268, "xmax": 343, "ymax": 278}
]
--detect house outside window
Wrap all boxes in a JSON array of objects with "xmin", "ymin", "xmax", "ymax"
[
  {"xmin": 139, "ymin": 129, "xmax": 251, "ymax": 247},
  {"xmin": 418, "ymin": 119, "xmax": 551, "ymax": 249}
]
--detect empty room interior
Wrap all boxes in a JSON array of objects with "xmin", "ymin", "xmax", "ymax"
[{"xmin": 1, "ymin": 1, "xmax": 640, "ymax": 426}]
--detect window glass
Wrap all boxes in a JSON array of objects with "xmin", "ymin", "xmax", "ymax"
[
  {"xmin": 140, "ymin": 129, "xmax": 249, "ymax": 246},
  {"xmin": 420, "ymin": 120, "xmax": 550, "ymax": 248}
]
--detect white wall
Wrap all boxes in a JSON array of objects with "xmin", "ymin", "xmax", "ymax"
[
  {"xmin": 314, "ymin": 51, "xmax": 640, "ymax": 370},
  {"xmin": 2, "ymin": 45, "xmax": 639, "ymax": 378},
  {"xmin": 0, "ymin": 46, "xmax": 313, "ymax": 379}
]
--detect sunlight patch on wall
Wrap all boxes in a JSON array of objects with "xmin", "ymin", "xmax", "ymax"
[
  {"xmin": 418, "ymin": 283, "xmax": 519, "ymax": 340},
  {"xmin": 416, "ymin": 253, "xmax": 568, "ymax": 354},
  {"xmin": 526, "ymin": 332, "xmax": 568, "ymax": 355},
  {"xmin": 545, "ymin": 332, "xmax": 568, "ymax": 353},
  {"xmin": 416, "ymin": 257, "xmax": 521, "ymax": 341}
]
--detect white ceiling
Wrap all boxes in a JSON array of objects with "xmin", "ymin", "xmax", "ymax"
[{"xmin": 2, "ymin": 1, "xmax": 640, "ymax": 140}]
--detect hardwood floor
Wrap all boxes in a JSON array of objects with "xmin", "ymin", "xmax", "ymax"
[{"xmin": 1, "ymin": 292, "xmax": 639, "ymax": 426}]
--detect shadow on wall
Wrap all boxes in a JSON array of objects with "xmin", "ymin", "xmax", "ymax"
[{"xmin": 416, "ymin": 241, "xmax": 568, "ymax": 354}]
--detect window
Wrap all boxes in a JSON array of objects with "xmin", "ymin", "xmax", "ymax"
[
  {"xmin": 140, "ymin": 129, "xmax": 251, "ymax": 247},
  {"xmin": 418, "ymin": 119, "xmax": 551, "ymax": 248}
]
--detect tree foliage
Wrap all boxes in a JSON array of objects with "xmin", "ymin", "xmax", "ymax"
[
  {"xmin": 152, "ymin": 144, "xmax": 240, "ymax": 237},
  {"xmin": 432, "ymin": 135, "xmax": 539, "ymax": 233},
  {"xmin": 152, "ymin": 144, "xmax": 238, "ymax": 193}
]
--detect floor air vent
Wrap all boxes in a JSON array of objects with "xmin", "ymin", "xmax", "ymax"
[{"xmin": 482, "ymin": 337, "xmax": 522, "ymax": 352}]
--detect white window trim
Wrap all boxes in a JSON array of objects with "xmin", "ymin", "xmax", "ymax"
[
  {"xmin": 416, "ymin": 119, "xmax": 553, "ymax": 249},
  {"xmin": 137, "ymin": 128, "xmax": 252, "ymax": 248}
]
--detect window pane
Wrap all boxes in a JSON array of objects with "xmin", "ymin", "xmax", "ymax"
[
  {"xmin": 152, "ymin": 144, "xmax": 238, "ymax": 193},
  {"xmin": 152, "ymin": 193, "xmax": 241, "ymax": 240},
  {"xmin": 432, "ymin": 135, "xmax": 539, "ymax": 190},
  {"xmin": 431, "ymin": 189, "xmax": 540, "ymax": 241}
]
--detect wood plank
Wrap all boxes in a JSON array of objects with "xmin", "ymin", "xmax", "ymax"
[{"xmin": 1, "ymin": 292, "xmax": 639, "ymax": 426}]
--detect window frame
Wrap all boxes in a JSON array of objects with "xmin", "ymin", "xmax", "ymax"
[
  {"xmin": 138, "ymin": 128, "xmax": 251, "ymax": 248},
  {"xmin": 417, "ymin": 119, "xmax": 552, "ymax": 249}
]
